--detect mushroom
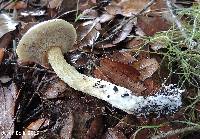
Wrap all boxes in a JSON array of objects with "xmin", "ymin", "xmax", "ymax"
[{"xmin": 16, "ymin": 19, "xmax": 183, "ymax": 115}]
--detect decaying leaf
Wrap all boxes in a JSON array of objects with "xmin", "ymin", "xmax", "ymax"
[
  {"xmin": 105, "ymin": 0, "xmax": 150, "ymax": 17},
  {"xmin": 103, "ymin": 128, "xmax": 127, "ymax": 139},
  {"xmin": 76, "ymin": 19, "xmax": 101, "ymax": 48},
  {"xmin": 85, "ymin": 116, "xmax": 104, "ymax": 138},
  {"xmin": 40, "ymin": 78, "xmax": 67, "ymax": 99},
  {"xmin": 99, "ymin": 13, "xmax": 115, "ymax": 23},
  {"xmin": 105, "ymin": 51, "xmax": 137, "ymax": 64},
  {"xmin": 22, "ymin": 118, "xmax": 49, "ymax": 139},
  {"xmin": 113, "ymin": 19, "xmax": 134, "ymax": 44},
  {"xmin": 48, "ymin": 0, "xmax": 63, "ymax": 9},
  {"xmin": 0, "ymin": 48, "xmax": 4, "ymax": 63},
  {"xmin": 0, "ymin": 14, "xmax": 18, "ymax": 38},
  {"xmin": 94, "ymin": 58, "xmax": 146, "ymax": 93},
  {"xmin": 0, "ymin": 83, "xmax": 18, "ymax": 139},
  {"xmin": 0, "ymin": 1, "xmax": 27, "ymax": 10},
  {"xmin": 60, "ymin": 112, "xmax": 74, "ymax": 139},
  {"xmin": 133, "ymin": 58, "xmax": 159, "ymax": 81},
  {"xmin": 126, "ymin": 38, "xmax": 145, "ymax": 49},
  {"xmin": 137, "ymin": 15, "xmax": 171, "ymax": 36},
  {"xmin": 0, "ymin": 75, "xmax": 12, "ymax": 83}
]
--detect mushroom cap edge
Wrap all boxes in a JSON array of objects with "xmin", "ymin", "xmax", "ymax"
[{"xmin": 16, "ymin": 19, "xmax": 77, "ymax": 67}]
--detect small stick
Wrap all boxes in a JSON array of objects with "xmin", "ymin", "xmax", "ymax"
[{"xmin": 151, "ymin": 126, "xmax": 200, "ymax": 139}]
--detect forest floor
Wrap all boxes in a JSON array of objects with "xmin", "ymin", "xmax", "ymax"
[{"xmin": 0, "ymin": 0, "xmax": 200, "ymax": 139}]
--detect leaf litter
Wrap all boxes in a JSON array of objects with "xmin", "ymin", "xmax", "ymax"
[{"xmin": 0, "ymin": 0, "xmax": 199, "ymax": 139}]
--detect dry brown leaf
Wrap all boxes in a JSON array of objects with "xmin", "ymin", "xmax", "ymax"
[
  {"xmin": 0, "ymin": 48, "xmax": 4, "ymax": 63},
  {"xmin": 130, "ymin": 128, "xmax": 151, "ymax": 139},
  {"xmin": 0, "ymin": 14, "xmax": 18, "ymax": 38},
  {"xmin": 103, "ymin": 128, "xmax": 127, "ymax": 139},
  {"xmin": 94, "ymin": 58, "xmax": 146, "ymax": 93},
  {"xmin": 22, "ymin": 118, "xmax": 49, "ymax": 139},
  {"xmin": 81, "ymin": 9, "xmax": 99, "ymax": 20},
  {"xmin": 48, "ymin": 0, "xmax": 63, "ymax": 9},
  {"xmin": 99, "ymin": 13, "xmax": 115, "ymax": 23},
  {"xmin": 104, "ymin": 51, "xmax": 136, "ymax": 64},
  {"xmin": 105, "ymin": 0, "xmax": 150, "ymax": 17},
  {"xmin": 112, "ymin": 19, "xmax": 134, "ymax": 44},
  {"xmin": 60, "ymin": 112, "xmax": 74, "ymax": 139},
  {"xmin": 133, "ymin": 58, "xmax": 159, "ymax": 81},
  {"xmin": 0, "ymin": 76, "xmax": 12, "ymax": 83},
  {"xmin": 85, "ymin": 116, "xmax": 104, "ymax": 139},
  {"xmin": 0, "ymin": 33, "xmax": 12, "ymax": 49},
  {"xmin": 126, "ymin": 38, "xmax": 145, "ymax": 49},
  {"xmin": 41, "ymin": 78, "xmax": 67, "ymax": 99},
  {"xmin": 0, "ymin": 83, "xmax": 18, "ymax": 139},
  {"xmin": 137, "ymin": 15, "xmax": 171, "ymax": 36},
  {"xmin": 1, "ymin": 1, "xmax": 27, "ymax": 10},
  {"xmin": 76, "ymin": 19, "xmax": 101, "ymax": 48}
]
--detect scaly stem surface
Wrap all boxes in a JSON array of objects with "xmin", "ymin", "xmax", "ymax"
[{"xmin": 48, "ymin": 47, "xmax": 183, "ymax": 115}]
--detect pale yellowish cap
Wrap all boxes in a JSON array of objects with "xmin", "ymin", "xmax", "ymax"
[{"xmin": 16, "ymin": 19, "xmax": 77, "ymax": 67}]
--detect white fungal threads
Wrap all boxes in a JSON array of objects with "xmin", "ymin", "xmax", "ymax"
[{"xmin": 92, "ymin": 79, "xmax": 183, "ymax": 115}]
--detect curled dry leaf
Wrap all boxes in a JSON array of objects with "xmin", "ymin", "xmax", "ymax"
[
  {"xmin": 76, "ymin": 19, "xmax": 101, "ymax": 48},
  {"xmin": 0, "ymin": 14, "xmax": 18, "ymax": 38},
  {"xmin": 0, "ymin": 83, "xmax": 18, "ymax": 139},
  {"xmin": 132, "ymin": 58, "xmax": 159, "ymax": 81},
  {"xmin": 93, "ymin": 58, "xmax": 146, "ymax": 94}
]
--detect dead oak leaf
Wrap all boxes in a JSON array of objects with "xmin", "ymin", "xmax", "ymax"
[
  {"xmin": 93, "ymin": 58, "xmax": 146, "ymax": 94},
  {"xmin": 132, "ymin": 58, "xmax": 159, "ymax": 81}
]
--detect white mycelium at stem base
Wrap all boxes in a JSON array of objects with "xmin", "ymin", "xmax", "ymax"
[
  {"xmin": 48, "ymin": 47, "xmax": 183, "ymax": 114},
  {"xmin": 16, "ymin": 19, "xmax": 184, "ymax": 115}
]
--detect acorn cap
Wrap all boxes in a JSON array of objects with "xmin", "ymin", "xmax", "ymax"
[{"xmin": 16, "ymin": 19, "xmax": 77, "ymax": 67}]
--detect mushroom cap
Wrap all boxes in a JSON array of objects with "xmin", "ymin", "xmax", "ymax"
[{"xmin": 16, "ymin": 19, "xmax": 77, "ymax": 67}]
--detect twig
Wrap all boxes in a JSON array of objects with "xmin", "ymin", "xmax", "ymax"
[
  {"xmin": 165, "ymin": 0, "xmax": 197, "ymax": 49},
  {"xmin": 0, "ymin": 0, "xmax": 14, "ymax": 12},
  {"xmin": 151, "ymin": 126, "xmax": 200, "ymax": 139}
]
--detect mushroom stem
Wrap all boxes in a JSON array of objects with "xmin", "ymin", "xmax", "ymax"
[{"xmin": 48, "ymin": 47, "xmax": 183, "ymax": 115}]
